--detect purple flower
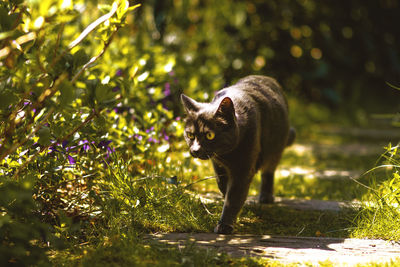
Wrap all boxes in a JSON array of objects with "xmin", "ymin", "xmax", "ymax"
[
  {"xmin": 79, "ymin": 140, "xmax": 90, "ymax": 152},
  {"xmin": 148, "ymin": 137, "xmax": 159, "ymax": 143},
  {"xmin": 98, "ymin": 140, "xmax": 112, "ymax": 149},
  {"xmin": 62, "ymin": 140, "xmax": 69, "ymax": 148},
  {"xmin": 98, "ymin": 140, "xmax": 114, "ymax": 158},
  {"xmin": 163, "ymin": 83, "xmax": 171, "ymax": 97},
  {"xmin": 160, "ymin": 129, "xmax": 170, "ymax": 141},
  {"xmin": 48, "ymin": 146, "xmax": 59, "ymax": 154},
  {"xmin": 112, "ymin": 86, "xmax": 120, "ymax": 92},
  {"xmin": 83, "ymin": 144, "xmax": 90, "ymax": 151},
  {"xmin": 67, "ymin": 155, "xmax": 76, "ymax": 164},
  {"xmin": 116, "ymin": 69, "xmax": 123, "ymax": 76},
  {"xmin": 66, "ymin": 146, "xmax": 77, "ymax": 152},
  {"xmin": 163, "ymin": 133, "xmax": 169, "ymax": 141},
  {"xmin": 146, "ymin": 127, "xmax": 155, "ymax": 134}
]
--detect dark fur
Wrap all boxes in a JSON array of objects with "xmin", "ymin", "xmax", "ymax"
[{"xmin": 181, "ymin": 75, "xmax": 295, "ymax": 234}]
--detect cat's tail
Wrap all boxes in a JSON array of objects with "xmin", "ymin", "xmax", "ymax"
[{"xmin": 286, "ymin": 127, "xmax": 296, "ymax": 147}]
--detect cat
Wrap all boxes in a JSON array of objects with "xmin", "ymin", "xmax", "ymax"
[{"xmin": 181, "ymin": 75, "xmax": 295, "ymax": 234}]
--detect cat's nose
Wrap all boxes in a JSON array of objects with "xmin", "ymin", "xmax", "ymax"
[
  {"xmin": 190, "ymin": 140, "xmax": 201, "ymax": 156},
  {"xmin": 190, "ymin": 140, "xmax": 205, "ymax": 158}
]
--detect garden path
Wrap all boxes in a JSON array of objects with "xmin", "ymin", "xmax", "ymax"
[{"xmin": 149, "ymin": 197, "xmax": 400, "ymax": 265}]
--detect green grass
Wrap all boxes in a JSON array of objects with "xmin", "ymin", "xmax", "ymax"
[{"xmin": 351, "ymin": 144, "xmax": 400, "ymax": 241}]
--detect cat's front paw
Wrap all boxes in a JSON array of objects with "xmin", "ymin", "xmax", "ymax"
[
  {"xmin": 214, "ymin": 222, "xmax": 234, "ymax": 234},
  {"xmin": 259, "ymin": 194, "xmax": 274, "ymax": 204}
]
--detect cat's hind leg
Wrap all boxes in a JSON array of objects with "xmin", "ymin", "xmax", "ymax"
[
  {"xmin": 259, "ymin": 153, "xmax": 283, "ymax": 204},
  {"xmin": 259, "ymin": 171, "xmax": 275, "ymax": 204}
]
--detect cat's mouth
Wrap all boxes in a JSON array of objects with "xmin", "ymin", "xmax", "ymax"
[{"xmin": 190, "ymin": 150, "xmax": 212, "ymax": 160}]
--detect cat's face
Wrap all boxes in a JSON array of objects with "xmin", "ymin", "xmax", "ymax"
[{"xmin": 181, "ymin": 94, "xmax": 238, "ymax": 160}]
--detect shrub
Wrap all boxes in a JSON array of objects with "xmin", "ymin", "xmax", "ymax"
[{"xmin": 0, "ymin": 0, "xmax": 194, "ymax": 263}]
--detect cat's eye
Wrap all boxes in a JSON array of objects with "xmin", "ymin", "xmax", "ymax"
[
  {"xmin": 186, "ymin": 132, "xmax": 195, "ymax": 140},
  {"xmin": 205, "ymin": 131, "xmax": 215, "ymax": 140}
]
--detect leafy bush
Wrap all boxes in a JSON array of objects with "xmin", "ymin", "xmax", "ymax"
[{"xmin": 0, "ymin": 0, "xmax": 203, "ymax": 263}]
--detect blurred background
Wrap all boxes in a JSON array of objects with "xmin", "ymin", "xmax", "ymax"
[{"xmin": 132, "ymin": 0, "xmax": 400, "ymax": 122}]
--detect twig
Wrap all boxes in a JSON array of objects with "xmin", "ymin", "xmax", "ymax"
[
  {"xmin": 68, "ymin": 2, "xmax": 118, "ymax": 50},
  {"xmin": 183, "ymin": 176, "xmax": 217, "ymax": 189},
  {"xmin": 71, "ymin": 28, "xmax": 118, "ymax": 83},
  {"xmin": 56, "ymin": 110, "xmax": 98, "ymax": 144}
]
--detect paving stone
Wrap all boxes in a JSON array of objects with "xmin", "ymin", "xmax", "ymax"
[{"xmin": 149, "ymin": 233, "xmax": 400, "ymax": 266}]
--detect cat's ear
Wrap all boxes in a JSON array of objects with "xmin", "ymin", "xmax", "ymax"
[
  {"xmin": 216, "ymin": 97, "xmax": 235, "ymax": 121},
  {"xmin": 181, "ymin": 94, "xmax": 200, "ymax": 113}
]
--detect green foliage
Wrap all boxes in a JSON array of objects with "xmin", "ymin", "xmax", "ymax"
[
  {"xmin": 353, "ymin": 144, "xmax": 400, "ymax": 240},
  {"xmin": 0, "ymin": 178, "xmax": 61, "ymax": 266},
  {"xmin": 0, "ymin": 0, "xmax": 188, "ymax": 263}
]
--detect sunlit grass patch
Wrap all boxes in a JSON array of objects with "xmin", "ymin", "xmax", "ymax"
[{"xmin": 352, "ymin": 143, "xmax": 400, "ymax": 241}]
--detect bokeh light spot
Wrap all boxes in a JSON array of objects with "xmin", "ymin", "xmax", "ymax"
[
  {"xmin": 310, "ymin": 48, "xmax": 322, "ymax": 60},
  {"xmin": 290, "ymin": 45, "xmax": 303, "ymax": 58},
  {"xmin": 254, "ymin": 56, "xmax": 266, "ymax": 70}
]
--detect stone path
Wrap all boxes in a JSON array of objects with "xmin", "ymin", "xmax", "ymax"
[
  {"xmin": 150, "ymin": 232, "xmax": 400, "ymax": 266},
  {"xmin": 147, "ymin": 197, "xmax": 400, "ymax": 266}
]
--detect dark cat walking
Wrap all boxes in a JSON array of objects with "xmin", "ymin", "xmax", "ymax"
[{"xmin": 181, "ymin": 75, "xmax": 295, "ymax": 234}]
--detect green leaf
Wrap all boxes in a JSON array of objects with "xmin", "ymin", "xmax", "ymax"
[
  {"xmin": 95, "ymin": 84, "xmax": 116, "ymax": 104},
  {"xmin": 52, "ymin": 123, "xmax": 64, "ymax": 138},
  {"xmin": 0, "ymin": 90, "xmax": 18, "ymax": 110},
  {"xmin": 95, "ymin": 84, "xmax": 108, "ymax": 103},
  {"xmin": 73, "ymin": 49, "xmax": 89, "ymax": 69},
  {"xmin": 117, "ymin": 0, "xmax": 129, "ymax": 20},
  {"xmin": 59, "ymin": 80, "xmax": 75, "ymax": 106},
  {"xmin": 37, "ymin": 126, "xmax": 52, "ymax": 146},
  {"xmin": 94, "ymin": 115, "xmax": 106, "ymax": 129}
]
